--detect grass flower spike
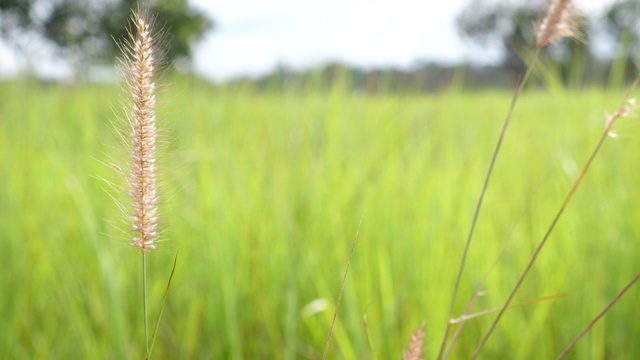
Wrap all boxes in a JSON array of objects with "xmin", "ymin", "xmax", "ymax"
[
  {"xmin": 122, "ymin": 8, "xmax": 159, "ymax": 253},
  {"xmin": 606, "ymin": 98, "xmax": 636, "ymax": 138},
  {"xmin": 402, "ymin": 325, "xmax": 425, "ymax": 360},
  {"xmin": 117, "ymin": 4, "xmax": 163, "ymax": 357},
  {"xmin": 536, "ymin": 0, "xmax": 580, "ymax": 49}
]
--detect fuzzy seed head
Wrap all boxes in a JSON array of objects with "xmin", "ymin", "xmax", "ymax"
[
  {"xmin": 536, "ymin": 0, "xmax": 580, "ymax": 49},
  {"xmin": 125, "ymin": 10, "xmax": 159, "ymax": 253},
  {"xmin": 402, "ymin": 326, "xmax": 425, "ymax": 360},
  {"xmin": 606, "ymin": 98, "xmax": 636, "ymax": 138}
]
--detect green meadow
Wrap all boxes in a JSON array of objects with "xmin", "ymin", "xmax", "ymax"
[{"xmin": 0, "ymin": 78, "xmax": 638, "ymax": 359}]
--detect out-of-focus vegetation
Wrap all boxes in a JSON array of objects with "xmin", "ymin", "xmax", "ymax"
[
  {"xmin": 0, "ymin": 78, "xmax": 638, "ymax": 358},
  {"xmin": 1, "ymin": 1, "xmax": 639, "ymax": 359},
  {"xmin": 0, "ymin": 0, "xmax": 212, "ymax": 67}
]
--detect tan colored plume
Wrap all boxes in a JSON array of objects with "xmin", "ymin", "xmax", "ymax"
[
  {"xmin": 536, "ymin": 0, "xmax": 580, "ymax": 49},
  {"xmin": 402, "ymin": 325, "xmax": 425, "ymax": 360},
  {"xmin": 120, "ymin": 7, "xmax": 159, "ymax": 253}
]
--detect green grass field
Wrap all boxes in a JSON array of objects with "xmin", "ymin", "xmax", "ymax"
[{"xmin": 0, "ymin": 78, "xmax": 638, "ymax": 359}]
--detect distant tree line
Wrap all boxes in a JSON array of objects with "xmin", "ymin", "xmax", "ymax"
[
  {"xmin": 0, "ymin": 0, "xmax": 212, "ymax": 76},
  {"xmin": 221, "ymin": 59, "xmax": 628, "ymax": 94},
  {"xmin": 457, "ymin": 0, "xmax": 638, "ymax": 85},
  {"xmin": 0, "ymin": 0, "xmax": 637, "ymax": 89},
  {"xmin": 232, "ymin": 0, "xmax": 639, "ymax": 92}
]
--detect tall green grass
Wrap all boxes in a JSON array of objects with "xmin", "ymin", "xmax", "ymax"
[{"xmin": 0, "ymin": 79, "xmax": 638, "ymax": 358}]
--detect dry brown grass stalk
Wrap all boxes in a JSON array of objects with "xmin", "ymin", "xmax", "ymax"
[
  {"xmin": 556, "ymin": 272, "xmax": 640, "ymax": 359},
  {"xmin": 442, "ymin": 172, "xmax": 550, "ymax": 359},
  {"xmin": 438, "ymin": 1, "xmax": 583, "ymax": 358},
  {"xmin": 472, "ymin": 76, "xmax": 639, "ymax": 358}
]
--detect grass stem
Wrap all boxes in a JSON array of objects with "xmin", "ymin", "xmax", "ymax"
[
  {"xmin": 143, "ymin": 252, "xmax": 149, "ymax": 358},
  {"xmin": 471, "ymin": 75, "xmax": 640, "ymax": 358},
  {"xmin": 442, "ymin": 165, "xmax": 551, "ymax": 359},
  {"xmin": 556, "ymin": 272, "xmax": 640, "ymax": 359},
  {"xmin": 323, "ymin": 217, "xmax": 363, "ymax": 359},
  {"xmin": 436, "ymin": 49, "xmax": 540, "ymax": 360},
  {"xmin": 148, "ymin": 253, "xmax": 179, "ymax": 359}
]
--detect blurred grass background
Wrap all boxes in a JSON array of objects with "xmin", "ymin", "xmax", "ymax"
[{"xmin": 0, "ymin": 78, "xmax": 639, "ymax": 359}]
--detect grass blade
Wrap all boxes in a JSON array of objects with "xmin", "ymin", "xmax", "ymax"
[
  {"xmin": 437, "ymin": 51, "xmax": 539, "ymax": 359},
  {"xmin": 472, "ymin": 75, "xmax": 640, "ymax": 358},
  {"xmin": 147, "ymin": 252, "xmax": 179, "ymax": 360},
  {"xmin": 323, "ymin": 217, "xmax": 363, "ymax": 359},
  {"xmin": 556, "ymin": 272, "xmax": 640, "ymax": 359}
]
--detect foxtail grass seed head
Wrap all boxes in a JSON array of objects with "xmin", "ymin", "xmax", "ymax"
[
  {"xmin": 122, "ymin": 9, "xmax": 159, "ymax": 253},
  {"xmin": 606, "ymin": 98, "xmax": 636, "ymax": 138},
  {"xmin": 402, "ymin": 325, "xmax": 425, "ymax": 360},
  {"xmin": 536, "ymin": 0, "xmax": 580, "ymax": 49}
]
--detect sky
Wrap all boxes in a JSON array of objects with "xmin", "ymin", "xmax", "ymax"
[
  {"xmin": 190, "ymin": 0, "xmax": 473, "ymax": 81},
  {"xmin": 0, "ymin": 0, "xmax": 620, "ymax": 81},
  {"xmin": 188, "ymin": 0, "xmax": 619, "ymax": 81}
]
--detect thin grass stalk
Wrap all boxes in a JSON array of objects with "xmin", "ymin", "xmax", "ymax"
[
  {"xmin": 143, "ymin": 252, "xmax": 149, "ymax": 355},
  {"xmin": 436, "ymin": 49, "xmax": 540, "ymax": 360},
  {"xmin": 323, "ymin": 217, "xmax": 363, "ymax": 359},
  {"xmin": 440, "ymin": 1, "xmax": 582, "ymax": 356},
  {"xmin": 443, "ymin": 168, "xmax": 550, "ymax": 359},
  {"xmin": 442, "ymin": 292, "xmax": 480, "ymax": 360},
  {"xmin": 556, "ymin": 272, "xmax": 640, "ymax": 359},
  {"xmin": 472, "ymin": 76, "xmax": 640, "ymax": 358},
  {"xmin": 443, "ymin": 293, "xmax": 565, "ymax": 358},
  {"xmin": 148, "ymin": 253, "xmax": 179, "ymax": 359},
  {"xmin": 449, "ymin": 293, "xmax": 566, "ymax": 325},
  {"xmin": 118, "ymin": 5, "xmax": 161, "ymax": 358},
  {"xmin": 363, "ymin": 314, "xmax": 378, "ymax": 360}
]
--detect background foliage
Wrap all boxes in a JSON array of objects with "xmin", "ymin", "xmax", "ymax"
[
  {"xmin": 0, "ymin": 0, "xmax": 212, "ymax": 65},
  {"xmin": 1, "ymin": 1, "xmax": 639, "ymax": 359},
  {"xmin": 0, "ymin": 77, "xmax": 638, "ymax": 358}
]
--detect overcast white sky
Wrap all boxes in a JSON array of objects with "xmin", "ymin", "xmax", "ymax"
[
  {"xmin": 188, "ymin": 0, "xmax": 618, "ymax": 81},
  {"xmin": 0, "ymin": 0, "xmax": 620, "ymax": 81},
  {"xmin": 190, "ymin": 0, "xmax": 471, "ymax": 80}
]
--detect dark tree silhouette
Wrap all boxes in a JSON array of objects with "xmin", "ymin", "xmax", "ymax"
[
  {"xmin": 604, "ymin": 0, "xmax": 639, "ymax": 70},
  {"xmin": 457, "ymin": 0, "xmax": 543, "ymax": 72},
  {"xmin": 0, "ymin": 0, "xmax": 213, "ymax": 66},
  {"xmin": 456, "ymin": 0, "xmax": 588, "ymax": 78}
]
